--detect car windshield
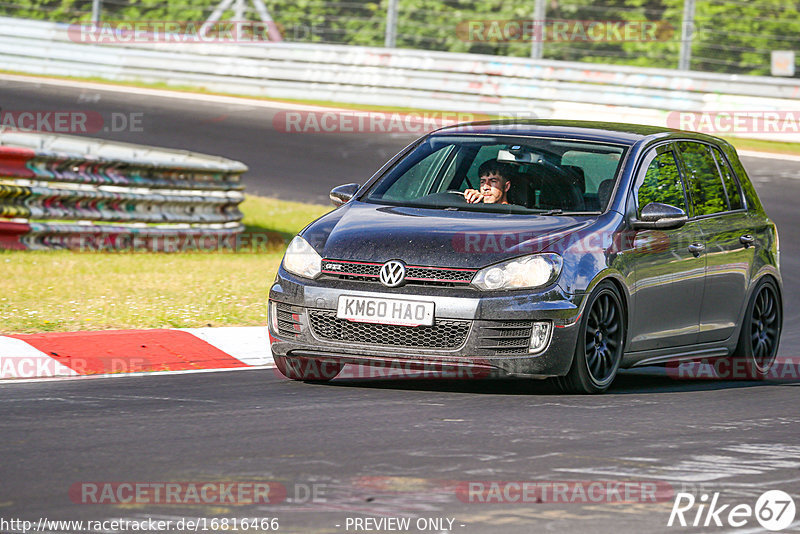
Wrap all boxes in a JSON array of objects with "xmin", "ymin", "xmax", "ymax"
[{"xmin": 363, "ymin": 135, "xmax": 628, "ymax": 214}]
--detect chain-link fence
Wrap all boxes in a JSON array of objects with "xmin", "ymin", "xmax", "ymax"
[{"xmin": 1, "ymin": 0, "xmax": 798, "ymax": 76}]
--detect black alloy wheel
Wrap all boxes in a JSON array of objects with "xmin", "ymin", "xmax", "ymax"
[
  {"xmin": 732, "ymin": 278, "xmax": 782, "ymax": 379},
  {"xmin": 558, "ymin": 282, "xmax": 626, "ymax": 394}
]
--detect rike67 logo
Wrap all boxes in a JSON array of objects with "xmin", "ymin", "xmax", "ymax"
[{"xmin": 668, "ymin": 490, "xmax": 796, "ymax": 531}]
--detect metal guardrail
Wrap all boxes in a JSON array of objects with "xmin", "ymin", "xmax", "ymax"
[
  {"xmin": 0, "ymin": 17, "xmax": 798, "ymax": 141},
  {"xmin": 0, "ymin": 130, "xmax": 246, "ymax": 251}
]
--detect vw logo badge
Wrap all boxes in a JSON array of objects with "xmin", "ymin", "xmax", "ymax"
[{"xmin": 379, "ymin": 260, "xmax": 406, "ymax": 288}]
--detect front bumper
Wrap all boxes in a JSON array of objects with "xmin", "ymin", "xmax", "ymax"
[{"xmin": 268, "ymin": 269, "xmax": 586, "ymax": 378}]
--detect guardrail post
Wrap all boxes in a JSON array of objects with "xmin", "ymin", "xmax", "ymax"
[
  {"xmin": 385, "ymin": 0, "xmax": 399, "ymax": 48},
  {"xmin": 233, "ymin": 0, "xmax": 245, "ymax": 22},
  {"xmin": 91, "ymin": 0, "xmax": 101, "ymax": 23},
  {"xmin": 679, "ymin": 0, "xmax": 696, "ymax": 70},
  {"xmin": 530, "ymin": 0, "xmax": 546, "ymax": 60}
]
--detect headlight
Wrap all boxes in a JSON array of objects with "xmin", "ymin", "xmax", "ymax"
[
  {"xmin": 471, "ymin": 253, "xmax": 562, "ymax": 291},
  {"xmin": 282, "ymin": 236, "xmax": 322, "ymax": 279}
]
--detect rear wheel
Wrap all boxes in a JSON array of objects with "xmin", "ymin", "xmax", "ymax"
[
  {"xmin": 557, "ymin": 282, "xmax": 625, "ymax": 394},
  {"xmin": 273, "ymin": 355, "xmax": 342, "ymax": 382},
  {"xmin": 731, "ymin": 278, "xmax": 782, "ymax": 379}
]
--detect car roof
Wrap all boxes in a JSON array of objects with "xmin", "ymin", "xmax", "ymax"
[{"xmin": 431, "ymin": 119, "xmax": 720, "ymax": 146}]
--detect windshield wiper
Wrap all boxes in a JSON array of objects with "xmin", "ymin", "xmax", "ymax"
[{"xmin": 525, "ymin": 208, "xmax": 564, "ymax": 215}]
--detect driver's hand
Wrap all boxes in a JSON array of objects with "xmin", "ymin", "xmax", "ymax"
[{"xmin": 464, "ymin": 189, "xmax": 482, "ymax": 203}]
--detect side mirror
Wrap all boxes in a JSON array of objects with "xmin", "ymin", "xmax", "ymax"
[
  {"xmin": 631, "ymin": 202, "xmax": 688, "ymax": 230},
  {"xmin": 329, "ymin": 183, "xmax": 360, "ymax": 207}
]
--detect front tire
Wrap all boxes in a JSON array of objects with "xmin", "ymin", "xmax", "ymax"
[
  {"xmin": 274, "ymin": 355, "xmax": 342, "ymax": 382},
  {"xmin": 730, "ymin": 277, "xmax": 782, "ymax": 379},
  {"xmin": 557, "ymin": 282, "xmax": 626, "ymax": 394}
]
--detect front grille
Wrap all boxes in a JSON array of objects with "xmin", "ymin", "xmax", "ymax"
[
  {"xmin": 274, "ymin": 302, "xmax": 302, "ymax": 337},
  {"xmin": 406, "ymin": 266, "xmax": 475, "ymax": 283},
  {"xmin": 321, "ymin": 260, "xmax": 380, "ymax": 279},
  {"xmin": 321, "ymin": 259, "xmax": 476, "ymax": 286},
  {"xmin": 478, "ymin": 321, "xmax": 534, "ymax": 355},
  {"xmin": 308, "ymin": 310, "xmax": 470, "ymax": 349}
]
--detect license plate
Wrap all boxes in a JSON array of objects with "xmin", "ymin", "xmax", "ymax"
[{"xmin": 337, "ymin": 295, "xmax": 434, "ymax": 327}]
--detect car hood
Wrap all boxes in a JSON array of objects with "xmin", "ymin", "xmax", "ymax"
[{"xmin": 303, "ymin": 201, "xmax": 594, "ymax": 268}]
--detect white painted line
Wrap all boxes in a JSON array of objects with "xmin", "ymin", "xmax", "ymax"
[
  {"xmin": 0, "ymin": 72, "xmax": 355, "ymax": 113},
  {"xmin": 738, "ymin": 149, "xmax": 800, "ymax": 162},
  {"xmin": 179, "ymin": 326, "xmax": 273, "ymax": 367},
  {"xmin": 0, "ymin": 364, "xmax": 275, "ymax": 384},
  {"xmin": 0, "ymin": 336, "xmax": 77, "ymax": 378}
]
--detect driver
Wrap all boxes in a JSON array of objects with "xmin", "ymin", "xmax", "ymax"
[{"xmin": 464, "ymin": 160, "xmax": 514, "ymax": 204}]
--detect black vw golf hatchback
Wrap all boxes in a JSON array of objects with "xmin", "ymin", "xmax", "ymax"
[{"xmin": 269, "ymin": 121, "xmax": 782, "ymax": 393}]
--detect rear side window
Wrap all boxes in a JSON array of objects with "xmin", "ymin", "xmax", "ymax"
[
  {"xmin": 711, "ymin": 146, "xmax": 744, "ymax": 210},
  {"xmin": 719, "ymin": 143, "xmax": 762, "ymax": 211},
  {"xmin": 637, "ymin": 151, "xmax": 687, "ymax": 214},
  {"xmin": 677, "ymin": 141, "xmax": 728, "ymax": 216}
]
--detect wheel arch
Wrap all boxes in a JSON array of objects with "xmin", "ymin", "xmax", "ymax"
[
  {"xmin": 579, "ymin": 271, "xmax": 631, "ymax": 349},
  {"xmin": 725, "ymin": 270, "xmax": 783, "ymax": 355},
  {"xmin": 739, "ymin": 270, "xmax": 783, "ymax": 326}
]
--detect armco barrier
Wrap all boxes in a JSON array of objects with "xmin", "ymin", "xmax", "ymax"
[
  {"xmin": 0, "ymin": 129, "xmax": 246, "ymax": 250},
  {"xmin": 1, "ymin": 17, "xmax": 799, "ymax": 141}
]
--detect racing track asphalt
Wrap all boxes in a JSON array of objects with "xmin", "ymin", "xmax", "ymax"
[
  {"xmin": 0, "ymin": 77, "xmax": 411, "ymax": 204},
  {"xmin": 1, "ymin": 77, "xmax": 799, "ymax": 533}
]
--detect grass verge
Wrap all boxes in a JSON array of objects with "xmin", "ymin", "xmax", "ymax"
[
  {"xmin": 0, "ymin": 195, "xmax": 331, "ymax": 334},
  {"xmin": 721, "ymin": 136, "xmax": 800, "ymax": 157}
]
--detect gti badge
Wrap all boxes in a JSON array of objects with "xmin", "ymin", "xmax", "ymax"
[{"xmin": 379, "ymin": 260, "xmax": 406, "ymax": 288}]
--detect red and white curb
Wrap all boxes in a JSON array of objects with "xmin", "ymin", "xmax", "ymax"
[{"xmin": 0, "ymin": 327, "xmax": 274, "ymax": 381}]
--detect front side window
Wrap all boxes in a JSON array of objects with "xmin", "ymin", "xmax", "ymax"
[
  {"xmin": 636, "ymin": 150, "xmax": 687, "ymax": 214},
  {"xmin": 381, "ymin": 144, "xmax": 455, "ymax": 201},
  {"xmin": 678, "ymin": 141, "xmax": 728, "ymax": 216},
  {"xmin": 364, "ymin": 135, "xmax": 628, "ymax": 214}
]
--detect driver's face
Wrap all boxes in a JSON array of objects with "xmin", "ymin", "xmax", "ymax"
[{"xmin": 479, "ymin": 172, "xmax": 510, "ymax": 204}]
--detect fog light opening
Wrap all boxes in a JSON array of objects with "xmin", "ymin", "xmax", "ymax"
[
  {"xmin": 269, "ymin": 301, "xmax": 279, "ymax": 334},
  {"xmin": 529, "ymin": 321, "xmax": 552, "ymax": 354}
]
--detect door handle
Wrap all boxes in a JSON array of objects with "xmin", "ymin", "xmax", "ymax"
[
  {"xmin": 740, "ymin": 234, "xmax": 755, "ymax": 248},
  {"xmin": 688, "ymin": 243, "xmax": 705, "ymax": 257}
]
